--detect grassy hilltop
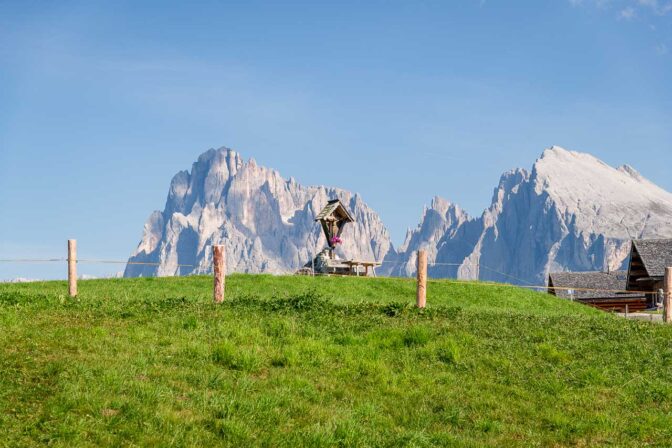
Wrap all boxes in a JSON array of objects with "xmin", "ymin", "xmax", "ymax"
[{"xmin": 1, "ymin": 275, "xmax": 672, "ymax": 447}]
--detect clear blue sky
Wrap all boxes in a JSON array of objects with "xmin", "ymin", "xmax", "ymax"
[{"xmin": 1, "ymin": 0, "xmax": 670, "ymax": 280}]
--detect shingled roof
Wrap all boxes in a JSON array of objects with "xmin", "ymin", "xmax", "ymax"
[
  {"xmin": 314, "ymin": 199, "xmax": 354, "ymax": 222},
  {"xmin": 631, "ymin": 239, "xmax": 672, "ymax": 279},
  {"xmin": 548, "ymin": 271, "xmax": 643, "ymax": 300}
]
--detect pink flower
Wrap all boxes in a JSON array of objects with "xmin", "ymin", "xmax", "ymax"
[{"xmin": 330, "ymin": 236, "xmax": 342, "ymax": 245}]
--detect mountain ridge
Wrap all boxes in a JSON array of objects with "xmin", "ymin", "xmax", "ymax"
[
  {"xmin": 384, "ymin": 146, "xmax": 672, "ymax": 283},
  {"xmin": 124, "ymin": 147, "xmax": 392, "ymax": 277},
  {"xmin": 125, "ymin": 145, "xmax": 672, "ymax": 284}
]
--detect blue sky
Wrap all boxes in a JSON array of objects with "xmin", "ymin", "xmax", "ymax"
[{"xmin": 1, "ymin": 0, "xmax": 670, "ymax": 280}]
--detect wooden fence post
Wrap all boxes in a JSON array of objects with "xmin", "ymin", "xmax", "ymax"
[
  {"xmin": 213, "ymin": 245, "xmax": 226, "ymax": 303},
  {"xmin": 68, "ymin": 239, "xmax": 77, "ymax": 297},
  {"xmin": 416, "ymin": 250, "xmax": 427, "ymax": 308},
  {"xmin": 664, "ymin": 267, "xmax": 672, "ymax": 323}
]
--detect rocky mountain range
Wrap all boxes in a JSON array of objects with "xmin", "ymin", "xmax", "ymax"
[
  {"xmin": 124, "ymin": 148, "xmax": 391, "ymax": 277},
  {"xmin": 125, "ymin": 146, "xmax": 672, "ymax": 284},
  {"xmin": 381, "ymin": 146, "xmax": 672, "ymax": 284}
]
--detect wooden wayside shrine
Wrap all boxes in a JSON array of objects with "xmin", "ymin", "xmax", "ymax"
[
  {"xmin": 303, "ymin": 198, "xmax": 381, "ymax": 276},
  {"xmin": 315, "ymin": 199, "xmax": 354, "ymax": 260}
]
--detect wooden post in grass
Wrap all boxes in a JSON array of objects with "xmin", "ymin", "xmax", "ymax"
[
  {"xmin": 68, "ymin": 239, "xmax": 77, "ymax": 297},
  {"xmin": 664, "ymin": 267, "xmax": 672, "ymax": 323},
  {"xmin": 213, "ymin": 245, "xmax": 226, "ymax": 303},
  {"xmin": 416, "ymin": 249, "xmax": 427, "ymax": 308}
]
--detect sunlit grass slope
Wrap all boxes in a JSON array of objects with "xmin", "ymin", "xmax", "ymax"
[{"xmin": 1, "ymin": 275, "xmax": 671, "ymax": 447}]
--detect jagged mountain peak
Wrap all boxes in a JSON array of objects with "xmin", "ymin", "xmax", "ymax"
[
  {"xmin": 531, "ymin": 145, "xmax": 660, "ymax": 192},
  {"xmin": 126, "ymin": 146, "xmax": 392, "ymax": 277},
  {"xmin": 430, "ymin": 196, "xmax": 450, "ymax": 209},
  {"xmin": 533, "ymin": 146, "xmax": 625, "ymax": 186},
  {"xmin": 490, "ymin": 168, "xmax": 529, "ymax": 206},
  {"xmin": 392, "ymin": 196, "xmax": 471, "ymax": 265},
  {"xmin": 386, "ymin": 145, "xmax": 672, "ymax": 284},
  {"xmin": 527, "ymin": 146, "xmax": 672, "ymax": 239},
  {"xmin": 540, "ymin": 144, "xmax": 582, "ymax": 157},
  {"xmin": 196, "ymin": 146, "xmax": 243, "ymax": 169},
  {"xmin": 426, "ymin": 196, "xmax": 467, "ymax": 220}
]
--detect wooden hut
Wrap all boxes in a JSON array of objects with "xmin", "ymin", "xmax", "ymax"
[
  {"xmin": 547, "ymin": 271, "xmax": 647, "ymax": 312},
  {"xmin": 626, "ymin": 239, "xmax": 672, "ymax": 306}
]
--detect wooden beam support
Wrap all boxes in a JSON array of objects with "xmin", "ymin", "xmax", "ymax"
[
  {"xmin": 416, "ymin": 250, "xmax": 427, "ymax": 308},
  {"xmin": 68, "ymin": 239, "xmax": 77, "ymax": 297},
  {"xmin": 213, "ymin": 245, "xmax": 226, "ymax": 304},
  {"xmin": 664, "ymin": 267, "xmax": 672, "ymax": 323}
]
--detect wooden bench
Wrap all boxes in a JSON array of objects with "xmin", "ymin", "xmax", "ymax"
[{"xmin": 342, "ymin": 260, "xmax": 382, "ymax": 277}]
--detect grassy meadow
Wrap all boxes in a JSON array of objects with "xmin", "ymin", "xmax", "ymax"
[{"xmin": 1, "ymin": 275, "xmax": 672, "ymax": 447}]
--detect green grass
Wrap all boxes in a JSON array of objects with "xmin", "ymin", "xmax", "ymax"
[{"xmin": 1, "ymin": 274, "xmax": 671, "ymax": 447}]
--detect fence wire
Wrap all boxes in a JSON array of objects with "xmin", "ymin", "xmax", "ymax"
[
  {"xmin": 0, "ymin": 256, "xmax": 660, "ymax": 295},
  {"xmin": 0, "ymin": 258, "xmax": 194, "ymax": 267}
]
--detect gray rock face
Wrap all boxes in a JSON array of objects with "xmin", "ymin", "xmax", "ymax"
[
  {"xmin": 126, "ymin": 145, "xmax": 672, "ymax": 285},
  {"xmin": 383, "ymin": 146, "xmax": 672, "ymax": 284},
  {"xmin": 124, "ymin": 147, "xmax": 392, "ymax": 277},
  {"xmin": 382, "ymin": 197, "xmax": 471, "ymax": 277}
]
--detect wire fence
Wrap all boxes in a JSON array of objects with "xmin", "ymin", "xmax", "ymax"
[
  {"xmin": 0, "ymin": 255, "xmax": 660, "ymax": 295},
  {"xmin": 80, "ymin": 259, "xmax": 196, "ymax": 268},
  {"xmin": 378, "ymin": 260, "xmax": 536, "ymax": 286},
  {"xmin": 0, "ymin": 258, "xmax": 194, "ymax": 267}
]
